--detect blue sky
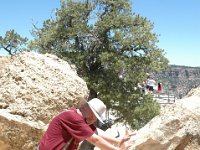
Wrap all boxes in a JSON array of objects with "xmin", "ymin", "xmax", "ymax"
[
  {"xmin": 0, "ymin": 0, "xmax": 200, "ymax": 67},
  {"xmin": 133, "ymin": 0, "xmax": 200, "ymax": 67}
]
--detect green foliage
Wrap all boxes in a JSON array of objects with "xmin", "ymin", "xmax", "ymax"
[
  {"xmin": 0, "ymin": 29, "xmax": 28, "ymax": 55},
  {"xmin": 128, "ymin": 94, "xmax": 160, "ymax": 129},
  {"xmin": 30, "ymin": 0, "xmax": 168, "ymax": 128}
]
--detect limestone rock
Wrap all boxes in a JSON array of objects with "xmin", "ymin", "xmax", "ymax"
[
  {"xmin": 184, "ymin": 86, "xmax": 200, "ymax": 98},
  {"xmin": 0, "ymin": 52, "xmax": 89, "ymax": 150},
  {"xmin": 131, "ymin": 96, "xmax": 200, "ymax": 150}
]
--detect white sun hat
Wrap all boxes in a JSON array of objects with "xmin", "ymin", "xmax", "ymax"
[{"xmin": 87, "ymin": 98, "xmax": 106, "ymax": 123}]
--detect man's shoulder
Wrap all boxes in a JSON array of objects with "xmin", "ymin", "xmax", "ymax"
[{"xmin": 57, "ymin": 107, "xmax": 82, "ymax": 122}]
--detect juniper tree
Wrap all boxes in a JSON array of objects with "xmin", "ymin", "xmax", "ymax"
[{"xmin": 30, "ymin": 0, "xmax": 168, "ymax": 129}]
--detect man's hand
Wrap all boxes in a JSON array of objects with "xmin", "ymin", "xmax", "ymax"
[{"xmin": 118, "ymin": 131, "xmax": 137, "ymax": 150}]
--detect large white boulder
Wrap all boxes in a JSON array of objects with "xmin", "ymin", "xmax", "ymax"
[
  {"xmin": 131, "ymin": 96, "xmax": 200, "ymax": 150},
  {"xmin": 0, "ymin": 52, "xmax": 89, "ymax": 150}
]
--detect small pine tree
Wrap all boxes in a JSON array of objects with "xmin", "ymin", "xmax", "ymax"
[{"xmin": 0, "ymin": 29, "xmax": 28, "ymax": 55}]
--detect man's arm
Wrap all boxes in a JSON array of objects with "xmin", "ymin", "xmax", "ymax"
[
  {"xmin": 94, "ymin": 128, "xmax": 137, "ymax": 150},
  {"xmin": 97, "ymin": 128, "xmax": 120, "ymax": 146}
]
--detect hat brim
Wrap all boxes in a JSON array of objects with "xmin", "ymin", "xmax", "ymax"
[{"xmin": 88, "ymin": 103, "xmax": 104, "ymax": 123}]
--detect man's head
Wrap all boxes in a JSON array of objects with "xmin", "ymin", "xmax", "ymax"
[{"xmin": 81, "ymin": 98, "xmax": 106, "ymax": 125}]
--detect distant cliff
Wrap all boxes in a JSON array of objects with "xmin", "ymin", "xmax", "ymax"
[{"xmin": 154, "ymin": 65, "xmax": 200, "ymax": 98}]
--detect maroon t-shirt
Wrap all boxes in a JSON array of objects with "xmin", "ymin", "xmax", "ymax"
[{"xmin": 39, "ymin": 108, "xmax": 96, "ymax": 150}]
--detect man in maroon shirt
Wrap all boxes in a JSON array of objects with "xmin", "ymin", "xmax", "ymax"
[{"xmin": 38, "ymin": 98, "xmax": 135, "ymax": 150}]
